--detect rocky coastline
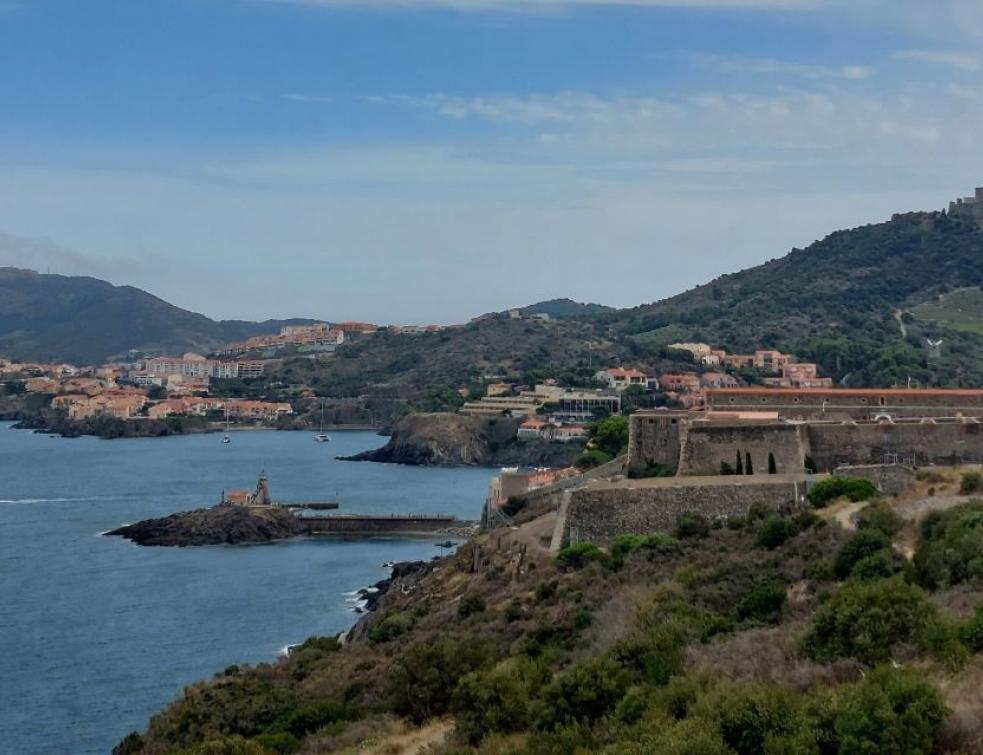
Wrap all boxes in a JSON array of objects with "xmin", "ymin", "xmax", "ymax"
[
  {"xmin": 339, "ymin": 411, "xmax": 582, "ymax": 467},
  {"xmin": 106, "ymin": 505, "xmax": 308, "ymax": 546}
]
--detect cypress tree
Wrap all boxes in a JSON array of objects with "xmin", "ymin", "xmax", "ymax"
[
  {"xmin": 745, "ymin": 452, "xmax": 754, "ymax": 475},
  {"xmin": 736, "ymin": 451, "xmax": 744, "ymax": 475},
  {"xmin": 768, "ymin": 453, "xmax": 777, "ymax": 474}
]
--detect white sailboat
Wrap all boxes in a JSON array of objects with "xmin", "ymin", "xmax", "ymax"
[
  {"xmin": 223, "ymin": 411, "xmax": 231, "ymax": 444},
  {"xmin": 314, "ymin": 400, "xmax": 330, "ymax": 443}
]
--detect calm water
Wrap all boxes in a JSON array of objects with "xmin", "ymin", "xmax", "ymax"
[{"xmin": 0, "ymin": 423, "xmax": 492, "ymax": 754}]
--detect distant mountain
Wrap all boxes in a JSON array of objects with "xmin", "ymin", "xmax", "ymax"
[
  {"xmin": 0, "ymin": 268, "xmax": 314, "ymax": 363},
  {"xmin": 518, "ymin": 298, "xmax": 614, "ymax": 319}
]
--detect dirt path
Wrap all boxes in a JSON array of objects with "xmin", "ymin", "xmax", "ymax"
[{"xmin": 358, "ymin": 719, "xmax": 454, "ymax": 754}]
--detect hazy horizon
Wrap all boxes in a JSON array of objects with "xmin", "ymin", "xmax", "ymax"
[{"xmin": 1, "ymin": 0, "xmax": 982, "ymax": 322}]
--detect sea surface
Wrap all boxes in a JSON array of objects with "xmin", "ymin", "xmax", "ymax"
[{"xmin": 0, "ymin": 423, "xmax": 492, "ymax": 754}]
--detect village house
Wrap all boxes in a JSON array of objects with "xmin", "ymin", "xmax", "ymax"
[
  {"xmin": 488, "ymin": 466, "xmax": 580, "ymax": 508},
  {"xmin": 700, "ymin": 371, "xmax": 740, "ymax": 389},
  {"xmin": 516, "ymin": 417, "xmax": 589, "ymax": 442},
  {"xmin": 595, "ymin": 368, "xmax": 651, "ymax": 391},
  {"xmin": 660, "ymin": 372, "xmax": 702, "ymax": 393}
]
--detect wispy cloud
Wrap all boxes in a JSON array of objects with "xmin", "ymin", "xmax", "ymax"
[
  {"xmin": 689, "ymin": 53, "xmax": 874, "ymax": 80},
  {"xmin": 257, "ymin": 0, "xmax": 833, "ymax": 11},
  {"xmin": 895, "ymin": 49, "xmax": 982, "ymax": 72}
]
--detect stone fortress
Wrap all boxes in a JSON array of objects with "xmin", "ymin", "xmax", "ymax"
[
  {"xmin": 631, "ymin": 388, "xmax": 983, "ymax": 476},
  {"xmin": 553, "ymin": 388, "xmax": 983, "ymax": 547},
  {"xmin": 948, "ymin": 187, "xmax": 983, "ymax": 223}
]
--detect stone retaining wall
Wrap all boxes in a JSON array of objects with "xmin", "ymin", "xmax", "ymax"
[{"xmin": 563, "ymin": 478, "xmax": 807, "ymax": 546}]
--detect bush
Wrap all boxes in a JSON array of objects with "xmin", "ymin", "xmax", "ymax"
[
  {"xmin": 609, "ymin": 532, "xmax": 679, "ymax": 567},
  {"xmin": 807, "ymin": 476, "xmax": 878, "ymax": 508},
  {"xmin": 802, "ymin": 578, "xmax": 937, "ymax": 665},
  {"xmin": 535, "ymin": 656, "xmax": 631, "ymax": 731},
  {"xmin": 367, "ymin": 611, "xmax": 416, "ymax": 644},
  {"xmin": 855, "ymin": 501, "xmax": 903, "ymax": 537},
  {"xmin": 458, "ymin": 593, "xmax": 487, "ymax": 618},
  {"xmin": 556, "ymin": 542, "xmax": 609, "ymax": 570},
  {"xmin": 676, "ymin": 512, "xmax": 710, "ymax": 539},
  {"xmin": 754, "ymin": 516, "xmax": 799, "ymax": 550},
  {"xmin": 961, "ymin": 603, "xmax": 983, "ymax": 652},
  {"xmin": 810, "ymin": 666, "xmax": 949, "ymax": 754},
  {"xmin": 734, "ymin": 581, "xmax": 787, "ymax": 624},
  {"xmin": 698, "ymin": 683, "xmax": 805, "ymax": 755},
  {"xmin": 453, "ymin": 657, "xmax": 551, "ymax": 743},
  {"xmin": 849, "ymin": 551, "xmax": 899, "ymax": 581},
  {"xmin": 959, "ymin": 470, "xmax": 983, "ymax": 494},
  {"xmin": 386, "ymin": 637, "xmax": 495, "ymax": 723},
  {"xmin": 576, "ymin": 448, "xmax": 612, "ymax": 469},
  {"xmin": 833, "ymin": 529, "xmax": 893, "ymax": 580},
  {"xmin": 914, "ymin": 502, "xmax": 983, "ymax": 589}
]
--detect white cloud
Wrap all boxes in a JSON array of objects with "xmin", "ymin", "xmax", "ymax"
[
  {"xmin": 895, "ymin": 49, "xmax": 982, "ymax": 72},
  {"xmin": 259, "ymin": 0, "xmax": 831, "ymax": 10},
  {"xmin": 689, "ymin": 53, "xmax": 875, "ymax": 80}
]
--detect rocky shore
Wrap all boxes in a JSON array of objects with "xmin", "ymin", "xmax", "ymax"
[
  {"xmin": 14, "ymin": 408, "xmax": 212, "ymax": 439},
  {"xmin": 340, "ymin": 412, "xmax": 582, "ymax": 467},
  {"xmin": 106, "ymin": 505, "xmax": 308, "ymax": 546}
]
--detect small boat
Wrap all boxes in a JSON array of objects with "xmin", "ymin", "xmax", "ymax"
[
  {"xmin": 223, "ymin": 413, "xmax": 232, "ymax": 444},
  {"xmin": 223, "ymin": 434, "xmax": 231, "ymax": 444},
  {"xmin": 314, "ymin": 400, "xmax": 330, "ymax": 443}
]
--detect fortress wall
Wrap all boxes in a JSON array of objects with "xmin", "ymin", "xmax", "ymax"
[
  {"xmin": 628, "ymin": 414, "xmax": 683, "ymax": 471},
  {"xmin": 832, "ymin": 464, "xmax": 916, "ymax": 496},
  {"xmin": 806, "ymin": 422, "xmax": 983, "ymax": 470},
  {"xmin": 678, "ymin": 423, "xmax": 806, "ymax": 476},
  {"xmin": 564, "ymin": 479, "xmax": 803, "ymax": 546}
]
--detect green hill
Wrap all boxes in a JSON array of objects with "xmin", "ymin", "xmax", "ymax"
[
  {"xmin": 518, "ymin": 298, "xmax": 614, "ymax": 319},
  {"xmin": 0, "ymin": 268, "xmax": 314, "ymax": 363},
  {"xmin": 605, "ymin": 211, "xmax": 983, "ymax": 386}
]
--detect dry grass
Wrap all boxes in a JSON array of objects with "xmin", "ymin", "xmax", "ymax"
[{"xmin": 685, "ymin": 624, "xmax": 862, "ymax": 692}]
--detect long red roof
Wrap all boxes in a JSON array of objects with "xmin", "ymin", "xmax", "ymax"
[{"xmin": 707, "ymin": 388, "xmax": 983, "ymax": 397}]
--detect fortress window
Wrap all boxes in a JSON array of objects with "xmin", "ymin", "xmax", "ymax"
[
  {"xmin": 648, "ymin": 419, "xmax": 655, "ymax": 425},
  {"xmin": 792, "ymin": 397, "xmax": 799, "ymax": 403},
  {"xmin": 729, "ymin": 397, "xmax": 735, "ymax": 403},
  {"xmin": 861, "ymin": 398, "xmax": 867, "ymax": 405},
  {"xmin": 671, "ymin": 419, "xmax": 677, "ymax": 425},
  {"xmin": 879, "ymin": 397, "xmax": 887, "ymax": 406},
  {"xmin": 761, "ymin": 397, "xmax": 768, "ymax": 403}
]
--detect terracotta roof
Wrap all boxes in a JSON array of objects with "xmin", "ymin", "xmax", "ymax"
[{"xmin": 707, "ymin": 388, "xmax": 983, "ymax": 397}]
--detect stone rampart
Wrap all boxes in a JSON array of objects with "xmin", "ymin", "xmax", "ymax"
[
  {"xmin": 563, "ymin": 476, "xmax": 810, "ymax": 546},
  {"xmin": 807, "ymin": 421, "xmax": 983, "ymax": 469},
  {"xmin": 678, "ymin": 422, "xmax": 805, "ymax": 476}
]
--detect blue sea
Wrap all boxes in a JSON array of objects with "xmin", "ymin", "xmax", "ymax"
[{"xmin": 0, "ymin": 423, "xmax": 492, "ymax": 754}]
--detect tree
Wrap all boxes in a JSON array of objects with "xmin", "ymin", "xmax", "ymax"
[
  {"xmin": 768, "ymin": 453, "xmax": 777, "ymax": 474},
  {"xmin": 745, "ymin": 452, "xmax": 754, "ymax": 476},
  {"xmin": 735, "ymin": 451, "xmax": 744, "ymax": 475},
  {"xmin": 591, "ymin": 415, "xmax": 630, "ymax": 458}
]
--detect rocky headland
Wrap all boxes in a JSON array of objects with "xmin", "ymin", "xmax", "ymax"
[
  {"xmin": 106, "ymin": 505, "xmax": 308, "ymax": 546},
  {"xmin": 340, "ymin": 412, "xmax": 582, "ymax": 467}
]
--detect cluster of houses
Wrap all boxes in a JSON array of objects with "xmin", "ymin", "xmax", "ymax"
[
  {"xmin": 216, "ymin": 323, "xmax": 346, "ymax": 358},
  {"xmin": 3, "ymin": 356, "xmax": 293, "ymax": 423}
]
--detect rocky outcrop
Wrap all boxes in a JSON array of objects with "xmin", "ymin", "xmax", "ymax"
[
  {"xmin": 340, "ymin": 412, "xmax": 582, "ymax": 467},
  {"xmin": 14, "ymin": 409, "xmax": 211, "ymax": 439},
  {"xmin": 106, "ymin": 505, "xmax": 308, "ymax": 546}
]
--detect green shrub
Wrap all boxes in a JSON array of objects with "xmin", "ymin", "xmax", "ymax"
[
  {"xmin": 610, "ymin": 532, "xmax": 679, "ymax": 567},
  {"xmin": 453, "ymin": 657, "xmax": 551, "ymax": 743},
  {"xmin": 458, "ymin": 593, "xmax": 486, "ymax": 618},
  {"xmin": 833, "ymin": 529, "xmax": 893, "ymax": 580},
  {"xmin": 855, "ymin": 502, "xmax": 903, "ymax": 537},
  {"xmin": 698, "ymin": 684, "xmax": 805, "ymax": 755},
  {"xmin": 913, "ymin": 502, "xmax": 983, "ymax": 589},
  {"xmin": 501, "ymin": 495, "xmax": 527, "ymax": 517},
  {"xmin": 535, "ymin": 655, "xmax": 631, "ymax": 731},
  {"xmin": 961, "ymin": 604, "xmax": 983, "ymax": 652},
  {"xmin": 810, "ymin": 666, "xmax": 949, "ymax": 755},
  {"xmin": 735, "ymin": 581, "xmax": 787, "ymax": 624},
  {"xmin": 959, "ymin": 470, "xmax": 983, "ymax": 494},
  {"xmin": 556, "ymin": 542, "xmax": 609, "ymax": 569},
  {"xmin": 754, "ymin": 516, "xmax": 798, "ymax": 550},
  {"xmin": 252, "ymin": 732, "xmax": 299, "ymax": 753},
  {"xmin": 676, "ymin": 512, "xmax": 710, "ymax": 539},
  {"xmin": 535, "ymin": 580, "xmax": 558, "ymax": 602},
  {"xmin": 802, "ymin": 578, "xmax": 937, "ymax": 665},
  {"xmin": 849, "ymin": 551, "xmax": 899, "ymax": 581},
  {"xmin": 293, "ymin": 636, "xmax": 341, "ymax": 654},
  {"xmin": 807, "ymin": 476, "xmax": 878, "ymax": 508},
  {"xmin": 386, "ymin": 636, "xmax": 495, "ymax": 723},
  {"xmin": 367, "ymin": 611, "xmax": 416, "ymax": 644}
]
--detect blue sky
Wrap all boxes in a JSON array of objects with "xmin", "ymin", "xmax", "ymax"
[{"xmin": 1, "ymin": 0, "xmax": 982, "ymax": 322}]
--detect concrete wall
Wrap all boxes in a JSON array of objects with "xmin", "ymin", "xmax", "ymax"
[
  {"xmin": 563, "ymin": 477, "xmax": 807, "ymax": 546},
  {"xmin": 678, "ymin": 422, "xmax": 805, "ymax": 476}
]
